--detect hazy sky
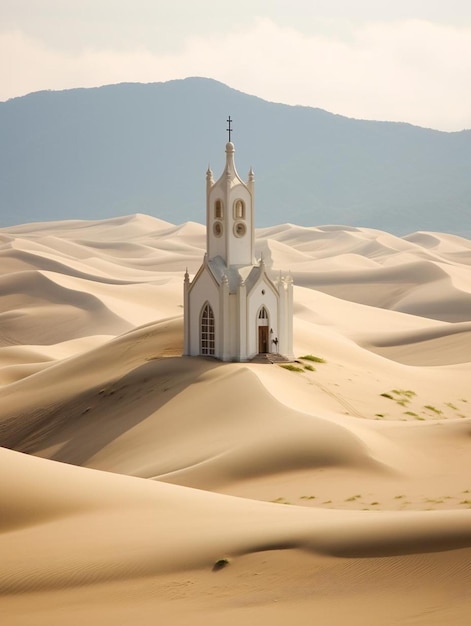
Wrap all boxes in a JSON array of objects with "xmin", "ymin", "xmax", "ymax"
[{"xmin": 1, "ymin": 0, "xmax": 471, "ymax": 130}]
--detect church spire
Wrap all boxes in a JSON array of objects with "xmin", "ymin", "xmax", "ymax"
[{"xmin": 206, "ymin": 120, "xmax": 255, "ymax": 266}]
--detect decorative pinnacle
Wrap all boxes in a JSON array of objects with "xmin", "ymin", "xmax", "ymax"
[{"xmin": 206, "ymin": 165, "xmax": 214, "ymax": 186}]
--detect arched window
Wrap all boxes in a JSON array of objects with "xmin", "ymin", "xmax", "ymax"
[
  {"xmin": 234, "ymin": 199, "xmax": 245, "ymax": 220},
  {"xmin": 215, "ymin": 199, "xmax": 223, "ymax": 219},
  {"xmin": 200, "ymin": 303, "xmax": 215, "ymax": 356},
  {"xmin": 258, "ymin": 307, "xmax": 268, "ymax": 319}
]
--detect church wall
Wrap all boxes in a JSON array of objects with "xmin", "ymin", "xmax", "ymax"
[
  {"xmin": 227, "ymin": 293, "xmax": 239, "ymax": 359},
  {"xmin": 187, "ymin": 269, "xmax": 220, "ymax": 356}
]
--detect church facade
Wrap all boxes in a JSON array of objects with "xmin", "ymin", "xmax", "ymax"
[{"xmin": 183, "ymin": 131, "xmax": 293, "ymax": 362}]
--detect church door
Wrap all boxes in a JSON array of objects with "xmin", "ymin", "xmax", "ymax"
[
  {"xmin": 258, "ymin": 326, "xmax": 269, "ymax": 353},
  {"xmin": 257, "ymin": 306, "xmax": 270, "ymax": 353}
]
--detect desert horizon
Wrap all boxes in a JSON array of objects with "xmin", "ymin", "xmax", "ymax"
[{"xmin": 1, "ymin": 213, "xmax": 471, "ymax": 625}]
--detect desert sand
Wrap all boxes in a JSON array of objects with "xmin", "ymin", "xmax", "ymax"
[{"xmin": 1, "ymin": 214, "xmax": 471, "ymax": 625}]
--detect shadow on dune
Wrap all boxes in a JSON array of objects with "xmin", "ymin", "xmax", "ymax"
[{"xmin": 0, "ymin": 356, "xmax": 221, "ymax": 468}]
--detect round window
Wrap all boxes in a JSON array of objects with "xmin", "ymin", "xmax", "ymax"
[
  {"xmin": 213, "ymin": 221, "xmax": 223, "ymax": 237},
  {"xmin": 234, "ymin": 222, "xmax": 246, "ymax": 238}
]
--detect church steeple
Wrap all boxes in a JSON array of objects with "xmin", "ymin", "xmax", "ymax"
[{"xmin": 206, "ymin": 120, "xmax": 255, "ymax": 267}]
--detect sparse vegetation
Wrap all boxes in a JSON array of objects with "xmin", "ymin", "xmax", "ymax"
[
  {"xmin": 270, "ymin": 497, "xmax": 291, "ymax": 505},
  {"xmin": 404, "ymin": 411, "xmax": 418, "ymax": 417},
  {"xmin": 213, "ymin": 558, "xmax": 230, "ymax": 571},
  {"xmin": 381, "ymin": 389, "xmax": 417, "ymax": 408},
  {"xmin": 280, "ymin": 364, "xmax": 304, "ymax": 372},
  {"xmin": 345, "ymin": 494, "xmax": 361, "ymax": 502},
  {"xmin": 304, "ymin": 364, "xmax": 316, "ymax": 371},
  {"xmin": 395, "ymin": 399, "xmax": 408, "ymax": 407},
  {"xmin": 299, "ymin": 355, "xmax": 326, "ymax": 363},
  {"xmin": 424, "ymin": 405, "xmax": 442, "ymax": 415},
  {"xmin": 392, "ymin": 389, "xmax": 416, "ymax": 399}
]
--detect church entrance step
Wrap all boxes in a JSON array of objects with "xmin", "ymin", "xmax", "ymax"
[{"xmin": 250, "ymin": 353, "xmax": 292, "ymax": 364}]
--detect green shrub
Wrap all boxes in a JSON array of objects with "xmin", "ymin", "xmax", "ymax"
[
  {"xmin": 213, "ymin": 558, "xmax": 230, "ymax": 571},
  {"xmin": 299, "ymin": 355, "xmax": 326, "ymax": 363},
  {"xmin": 281, "ymin": 364, "xmax": 304, "ymax": 372},
  {"xmin": 424, "ymin": 405, "xmax": 442, "ymax": 415},
  {"xmin": 392, "ymin": 389, "xmax": 416, "ymax": 398}
]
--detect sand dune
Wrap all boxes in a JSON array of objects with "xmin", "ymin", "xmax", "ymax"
[{"xmin": 1, "ymin": 214, "xmax": 471, "ymax": 625}]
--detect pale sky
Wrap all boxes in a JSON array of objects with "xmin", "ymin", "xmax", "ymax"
[{"xmin": 1, "ymin": 0, "xmax": 471, "ymax": 130}]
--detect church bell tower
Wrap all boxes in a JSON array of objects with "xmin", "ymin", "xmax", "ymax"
[{"xmin": 206, "ymin": 117, "xmax": 255, "ymax": 267}]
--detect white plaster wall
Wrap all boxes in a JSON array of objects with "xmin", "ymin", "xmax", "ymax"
[
  {"xmin": 188, "ymin": 268, "xmax": 220, "ymax": 356},
  {"xmin": 228, "ymin": 293, "xmax": 238, "ymax": 358}
]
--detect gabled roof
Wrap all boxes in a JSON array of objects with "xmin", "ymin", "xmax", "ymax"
[{"xmin": 206, "ymin": 255, "xmax": 279, "ymax": 296}]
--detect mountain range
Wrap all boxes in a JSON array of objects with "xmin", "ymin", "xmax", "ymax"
[{"xmin": 1, "ymin": 77, "xmax": 470, "ymax": 235}]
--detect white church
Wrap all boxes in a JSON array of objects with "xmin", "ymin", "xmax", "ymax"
[{"xmin": 183, "ymin": 120, "xmax": 294, "ymax": 362}]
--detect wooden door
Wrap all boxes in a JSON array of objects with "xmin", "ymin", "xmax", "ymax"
[{"xmin": 258, "ymin": 326, "xmax": 269, "ymax": 353}]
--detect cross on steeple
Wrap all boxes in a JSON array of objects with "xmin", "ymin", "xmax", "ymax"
[{"xmin": 226, "ymin": 116, "xmax": 233, "ymax": 142}]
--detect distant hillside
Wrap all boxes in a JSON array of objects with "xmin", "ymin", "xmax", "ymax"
[{"xmin": 1, "ymin": 77, "xmax": 470, "ymax": 235}]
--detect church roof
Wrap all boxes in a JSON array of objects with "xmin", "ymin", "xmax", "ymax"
[
  {"xmin": 207, "ymin": 256, "xmax": 278, "ymax": 295},
  {"xmin": 206, "ymin": 256, "xmax": 249, "ymax": 292},
  {"xmin": 212, "ymin": 141, "xmax": 248, "ymax": 191}
]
